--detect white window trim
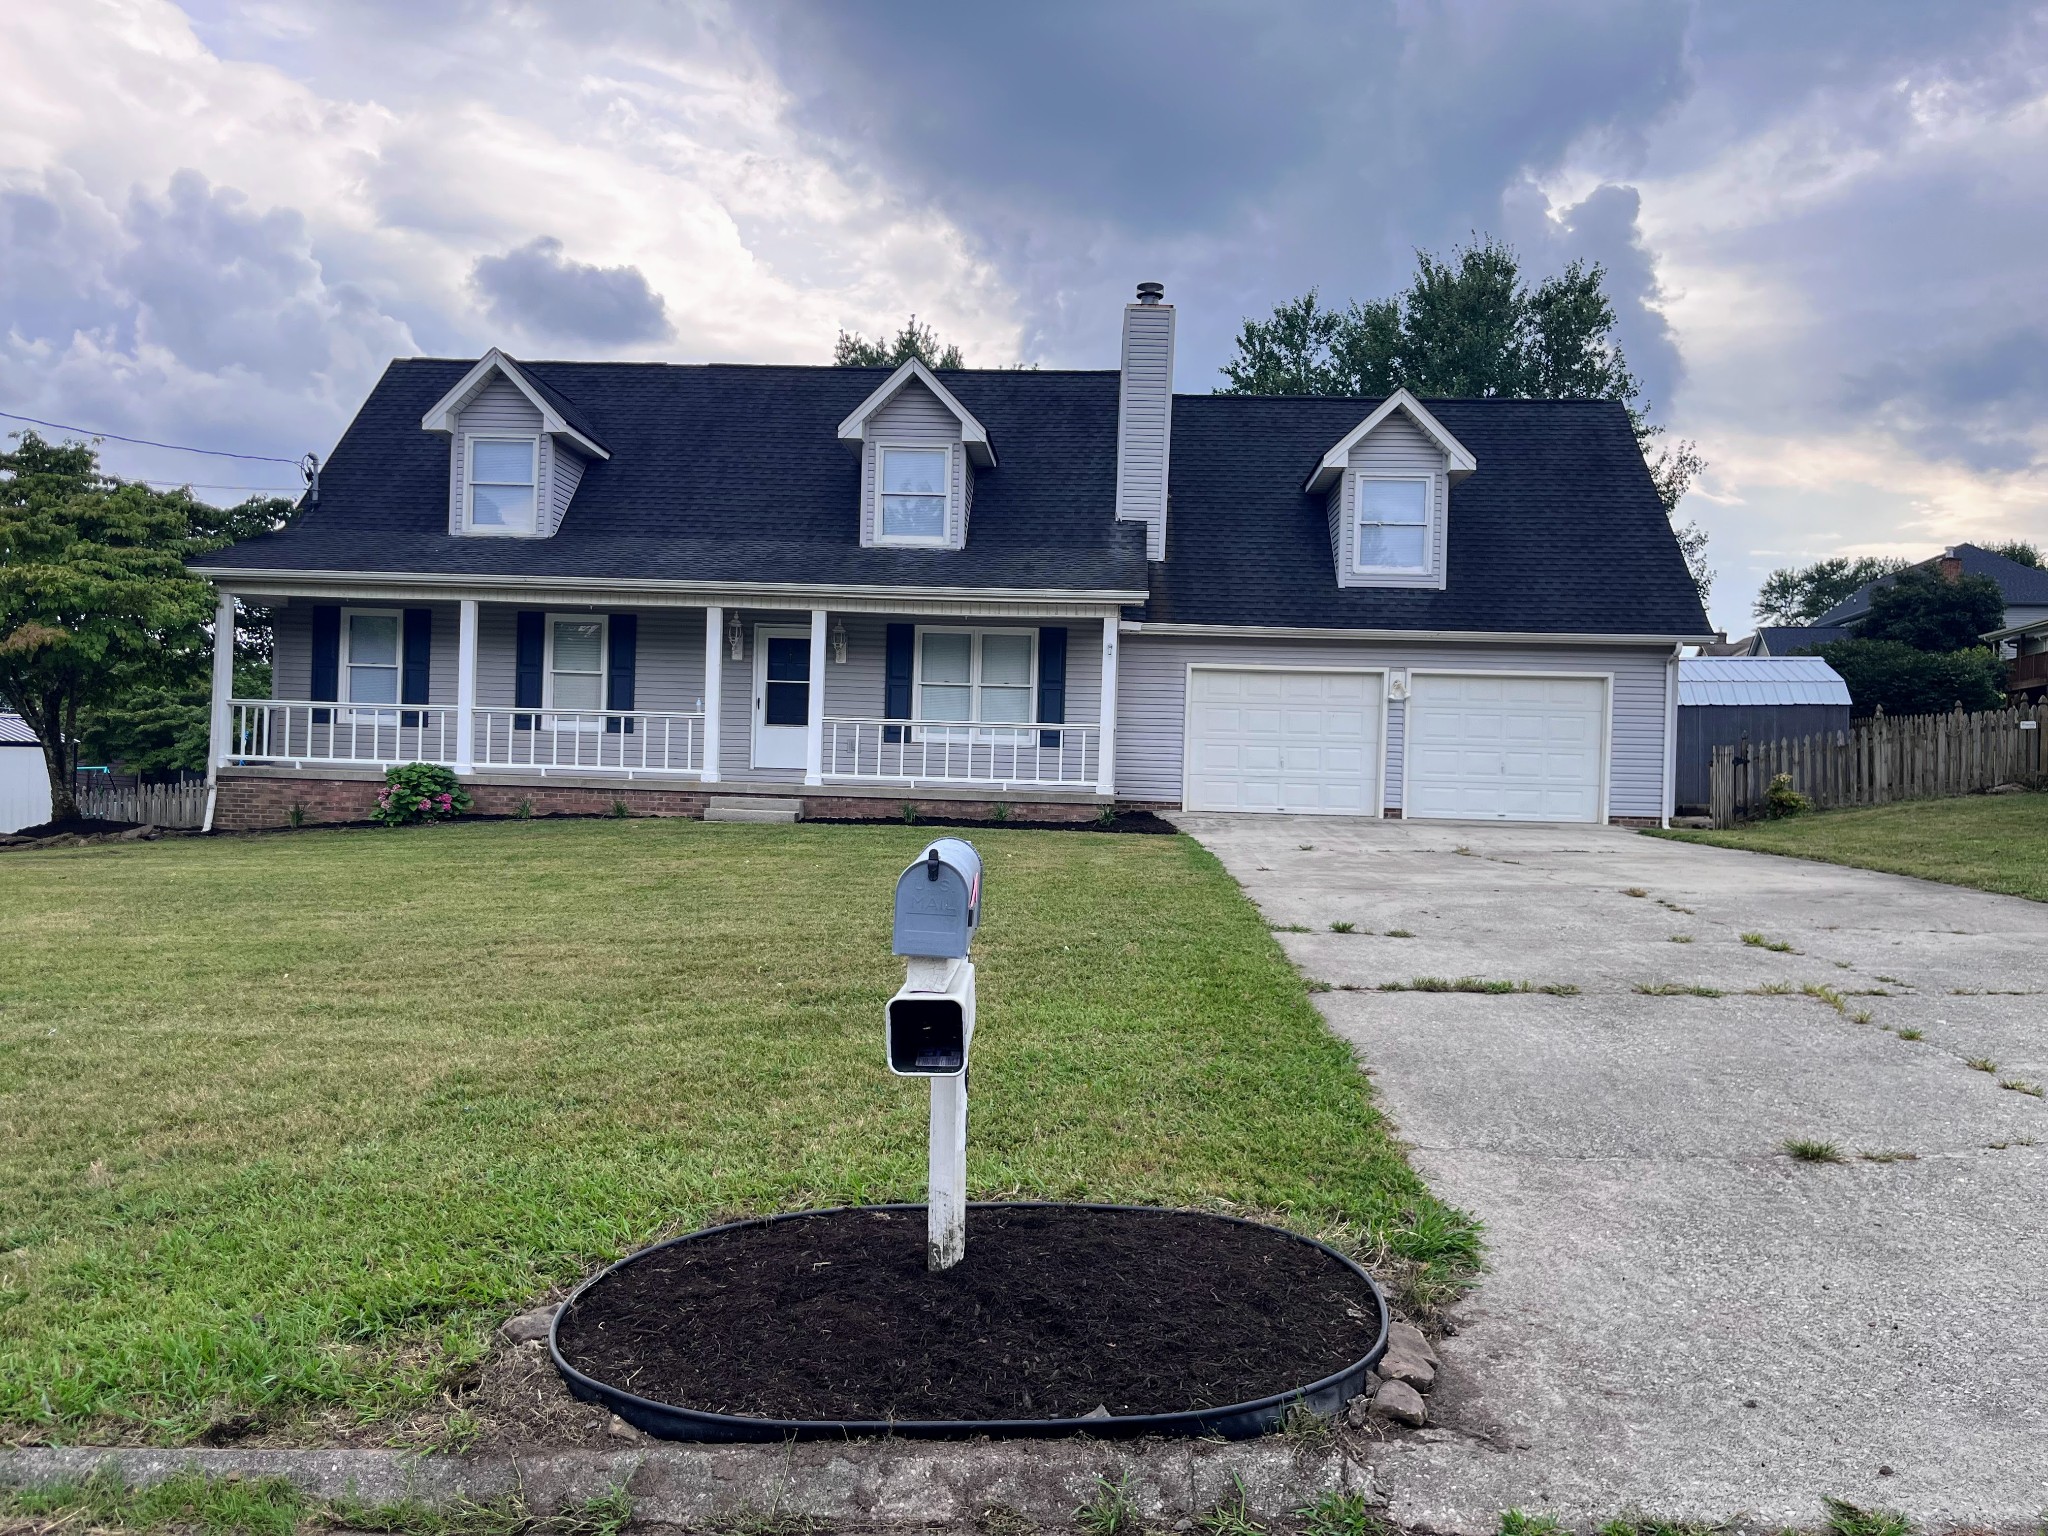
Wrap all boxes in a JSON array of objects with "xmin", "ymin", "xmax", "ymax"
[
  {"xmin": 1352, "ymin": 473, "xmax": 1436, "ymax": 576},
  {"xmin": 874, "ymin": 442, "xmax": 954, "ymax": 547},
  {"xmin": 340, "ymin": 606, "xmax": 404, "ymax": 719},
  {"xmin": 466, "ymin": 433, "xmax": 541, "ymax": 537},
  {"xmin": 913, "ymin": 624, "xmax": 1037, "ymax": 739},
  {"xmin": 542, "ymin": 611, "xmax": 608, "ymax": 729}
]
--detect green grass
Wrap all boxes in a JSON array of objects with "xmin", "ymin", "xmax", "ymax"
[
  {"xmin": 0, "ymin": 820, "xmax": 1475, "ymax": 1444},
  {"xmin": 1649, "ymin": 794, "xmax": 2048, "ymax": 902},
  {"xmin": 1782, "ymin": 1138, "xmax": 1846, "ymax": 1164}
]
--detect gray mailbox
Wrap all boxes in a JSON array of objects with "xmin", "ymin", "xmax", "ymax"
[{"xmin": 892, "ymin": 837, "xmax": 982, "ymax": 958}]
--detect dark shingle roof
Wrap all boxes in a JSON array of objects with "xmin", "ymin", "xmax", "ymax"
[
  {"xmin": 501, "ymin": 356, "xmax": 607, "ymax": 452},
  {"xmin": 1815, "ymin": 543, "xmax": 2048, "ymax": 625},
  {"xmin": 1755, "ymin": 625, "xmax": 1852, "ymax": 655},
  {"xmin": 1145, "ymin": 394, "xmax": 1710, "ymax": 635},
  {"xmin": 202, "ymin": 361, "xmax": 1148, "ymax": 594}
]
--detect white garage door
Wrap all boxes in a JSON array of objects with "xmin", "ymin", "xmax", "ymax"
[
  {"xmin": 1185, "ymin": 668, "xmax": 1382, "ymax": 814},
  {"xmin": 1405, "ymin": 673, "xmax": 1607, "ymax": 823}
]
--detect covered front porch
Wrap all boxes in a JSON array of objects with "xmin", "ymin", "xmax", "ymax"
[{"xmin": 207, "ymin": 590, "xmax": 1120, "ymax": 798}]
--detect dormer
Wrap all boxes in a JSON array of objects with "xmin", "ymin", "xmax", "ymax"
[
  {"xmin": 421, "ymin": 349, "xmax": 609, "ymax": 538},
  {"xmin": 837, "ymin": 359, "xmax": 994, "ymax": 551},
  {"xmin": 1304, "ymin": 388, "xmax": 1475, "ymax": 591}
]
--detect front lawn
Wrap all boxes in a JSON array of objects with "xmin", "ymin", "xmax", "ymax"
[
  {"xmin": 0, "ymin": 819, "xmax": 1471, "ymax": 1444},
  {"xmin": 1651, "ymin": 793, "xmax": 2048, "ymax": 902}
]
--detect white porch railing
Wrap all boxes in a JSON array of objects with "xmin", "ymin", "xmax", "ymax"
[
  {"xmin": 473, "ymin": 708, "xmax": 703, "ymax": 774},
  {"xmin": 231, "ymin": 701, "xmax": 463, "ymax": 766},
  {"xmin": 821, "ymin": 717, "xmax": 1098, "ymax": 786}
]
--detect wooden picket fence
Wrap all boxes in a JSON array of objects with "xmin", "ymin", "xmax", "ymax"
[
  {"xmin": 75, "ymin": 781, "xmax": 210, "ymax": 829},
  {"xmin": 1709, "ymin": 703, "xmax": 2048, "ymax": 829}
]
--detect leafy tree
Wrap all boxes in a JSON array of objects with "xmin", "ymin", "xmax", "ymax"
[
  {"xmin": 1753, "ymin": 555, "xmax": 1910, "ymax": 626},
  {"xmin": 1983, "ymin": 539, "xmax": 2041, "ymax": 568},
  {"xmin": 832, "ymin": 316, "xmax": 964, "ymax": 370},
  {"xmin": 1220, "ymin": 237, "xmax": 1710, "ymax": 602},
  {"xmin": 1815, "ymin": 639, "xmax": 2006, "ymax": 717},
  {"xmin": 1860, "ymin": 567, "xmax": 2005, "ymax": 652},
  {"xmin": 0, "ymin": 431, "xmax": 288, "ymax": 822}
]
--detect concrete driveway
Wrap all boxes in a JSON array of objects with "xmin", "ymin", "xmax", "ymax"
[{"xmin": 1175, "ymin": 815, "xmax": 2048, "ymax": 1532}]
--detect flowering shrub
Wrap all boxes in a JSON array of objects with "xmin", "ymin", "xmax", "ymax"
[
  {"xmin": 373, "ymin": 762, "xmax": 472, "ymax": 827},
  {"xmin": 1760, "ymin": 772, "xmax": 1812, "ymax": 820}
]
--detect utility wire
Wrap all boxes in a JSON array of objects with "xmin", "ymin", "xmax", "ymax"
[
  {"xmin": 139, "ymin": 480, "xmax": 304, "ymax": 494},
  {"xmin": 0, "ymin": 409, "xmax": 302, "ymax": 465}
]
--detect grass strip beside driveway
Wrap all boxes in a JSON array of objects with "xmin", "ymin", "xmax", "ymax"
[
  {"xmin": 1650, "ymin": 794, "xmax": 2048, "ymax": 903},
  {"xmin": 0, "ymin": 819, "xmax": 1471, "ymax": 1443}
]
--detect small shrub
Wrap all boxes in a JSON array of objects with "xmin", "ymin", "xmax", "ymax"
[
  {"xmin": 287, "ymin": 801, "xmax": 306, "ymax": 829},
  {"xmin": 372, "ymin": 763, "xmax": 472, "ymax": 827},
  {"xmin": 609, "ymin": 799, "xmax": 631, "ymax": 819},
  {"xmin": 513, "ymin": 798, "xmax": 534, "ymax": 820},
  {"xmin": 1760, "ymin": 772, "xmax": 1812, "ymax": 819},
  {"xmin": 990, "ymin": 801, "xmax": 1012, "ymax": 824},
  {"xmin": 1783, "ymin": 1137, "xmax": 1844, "ymax": 1163},
  {"xmin": 1096, "ymin": 803, "xmax": 1118, "ymax": 827},
  {"xmin": 900, "ymin": 801, "xmax": 920, "ymax": 825}
]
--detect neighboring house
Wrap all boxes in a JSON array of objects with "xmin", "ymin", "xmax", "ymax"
[
  {"xmin": 0, "ymin": 714, "xmax": 51, "ymax": 834},
  {"xmin": 189, "ymin": 284, "xmax": 1711, "ymax": 830},
  {"xmin": 1811, "ymin": 544, "xmax": 2048, "ymax": 636},
  {"xmin": 1733, "ymin": 625, "xmax": 1854, "ymax": 657},
  {"xmin": 1673, "ymin": 658, "xmax": 1851, "ymax": 815},
  {"xmin": 1984, "ymin": 615, "xmax": 2048, "ymax": 704}
]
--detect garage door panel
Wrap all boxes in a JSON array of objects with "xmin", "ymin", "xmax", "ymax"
[
  {"xmin": 1406, "ymin": 673, "xmax": 1606, "ymax": 824},
  {"xmin": 1185, "ymin": 668, "xmax": 1383, "ymax": 816}
]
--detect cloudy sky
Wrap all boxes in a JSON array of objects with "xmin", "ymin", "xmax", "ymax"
[{"xmin": 3, "ymin": 0, "xmax": 2045, "ymax": 631}]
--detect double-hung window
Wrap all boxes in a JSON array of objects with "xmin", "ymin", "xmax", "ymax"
[
  {"xmin": 1354, "ymin": 477, "xmax": 1431, "ymax": 574},
  {"xmin": 342, "ymin": 608, "xmax": 402, "ymax": 717},
  {"xmin": 916, "ymin": 628, "xmax": 1033, "ymax": 740},
  {"xmin": 878, "ymin": 446, "xmax": 949, "ymax": 544},
  {"xmin": 468, "ymin": 437, "xmax": 538, "ymax": 534},
  {"xmin": 544, "ymin": 614, "xmax": 606, "ymax": 729}
]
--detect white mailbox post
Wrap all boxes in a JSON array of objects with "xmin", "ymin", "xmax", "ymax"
[{"xmin": 885, "ymin": 838, "xmax": 982, "ymax": 1271}]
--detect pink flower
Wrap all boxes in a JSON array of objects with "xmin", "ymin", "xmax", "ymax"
[{"xmin": 417, "ymin": 798, "xmax": 431, "ymax": 810}]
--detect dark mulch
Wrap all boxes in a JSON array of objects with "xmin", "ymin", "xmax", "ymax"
[
  {"xmin": 6, "ymin": 816, "xmax": 139, "ymax": 839},
  {"xmin": 804, "ymin": 810, "xmax": 1178, "ymax": 835},
  {"xmin": 555, "ymin": 1205, "xmax": 1381, "ymax": 1422}
]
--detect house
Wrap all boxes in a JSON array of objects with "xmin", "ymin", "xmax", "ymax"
[
  {"xmin": 1811, "ymin": 544, "xmax": 2048, "ymax": 636},
  {"xmin": 1672, "ymin": 657, "xmax": 1851, "ymax": 815},
  {"xmin": 0, "ymin": 713, "xmax": 51, "ymax": 834},
  {"xmin": 1984, "ymin": 614, "xmax": 2048, "ymax": 704},
  {"xmin": 189, "ymin": 284, "xmax": 1711, "ymax": 830},
  {"xmin": 1733, "ymin": 625, "xmax": 1854, "ymax": 657}
]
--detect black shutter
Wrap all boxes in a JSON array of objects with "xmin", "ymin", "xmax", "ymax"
[
  {"xmin": 605, "ymin": 613, "xmax": 637, "ymax": 734},
  {"xmin": 401, "ymin": 608, "xmax": 431, "ymax": 726},
  {"xmin": 310, "ymin": 604, "xmax": 340, "ymax": 725},
  {"xmin": 884, "ymin": 623, "xmax": 914, "ymax": 744},
  {"xmin": 514, "ymin": 610, "xmax": 544, "ymax": 730},
  {"xmin": 1037, "ymin": 626, "xmax": 1067, "ymax": 747}
]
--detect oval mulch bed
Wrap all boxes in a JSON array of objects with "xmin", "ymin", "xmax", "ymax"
[{"xmin": 553, "ymin": 1204, "xmax": 1384, "ymax": 1428}]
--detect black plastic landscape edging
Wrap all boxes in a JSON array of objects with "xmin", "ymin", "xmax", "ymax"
[{"xmin": 549, "ymin": 1201, "xmax": 1390, "ymax": 1443}]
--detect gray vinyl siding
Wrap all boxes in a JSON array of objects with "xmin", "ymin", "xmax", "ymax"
[
  {"xmin": 445, "ymin": 375, "xmax": 585, "ymax": 537},
  {"xmin": 860, "ymin": 381, "xmax": 969, "ymax": 549},
  {"xmin": 545, "ymin": 448, "xmax": 587, "ymax": 536},
  {"xmin": 268, "ymin": 598, "xmax": 458, "ymax": 703},
  {"xmin": 1334, "ymin": 414, "xmax": 1449, "ymax": 590},
  {"xmin": 1114, "ymin": 302, "xmax": 1174, "ymax": 560},
  {"xmin": 1117, "ymin": 633, "xmax": 1672, "ymax": 818}
]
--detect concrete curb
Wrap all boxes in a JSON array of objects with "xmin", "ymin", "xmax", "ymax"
[{"xmin": 1, "ymin": 1441, "xmax": 1373, "ymax": 1527}]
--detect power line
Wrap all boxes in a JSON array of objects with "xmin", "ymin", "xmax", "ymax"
[
  {"xmin": 139, "ymin": 480, "xmax": 303, "ymax": 494},
  {"xmin": 0, "ymin": 409, "xmax": 302, "ymax": 465}
]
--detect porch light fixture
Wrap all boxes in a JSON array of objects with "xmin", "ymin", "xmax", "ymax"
[
  {"xmin": 830, "ymin": 618, "xmax": 848, "ymax": 664},
  {"xmin": 726, "ymin": 611, "xmax": 744, "ymax": 661}
]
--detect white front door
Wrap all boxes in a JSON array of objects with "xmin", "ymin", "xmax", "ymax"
[
  {"xmin": 752, "ymin": 626, "xmax": 812, "ymax": 770},
  {"xmin": 1404, "ymin": 673, "xmax": 1607, "ymax": 822},
  {"xmin": 1183, "ymin": 667, "xmax": 1383, "ymax": 814}
]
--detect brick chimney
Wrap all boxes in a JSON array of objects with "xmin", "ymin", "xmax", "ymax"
[
  {"xmin": 1115, "ymin": 282, "xmax": 1175, "ymax": 561},
  {"xmin": 1937, "ymin": 549, "xmax": 1963, "ymax": 582}
]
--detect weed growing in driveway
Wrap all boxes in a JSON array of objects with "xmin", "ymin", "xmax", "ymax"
[
  {"xmin": 1622, "ymin": 887, "xmax": 1649, "ymax": 897},
  {"xmin": 1297, "ymin": 1493, "xmax": 1385, "ymax": 1536},
  {"xmin": 1875, "ymin": 974, "xmax": 1908, "ymax": 985},
  {"xmin": 1668, "ymin": 934, "xmax": 1694, "ymax": 943},
  {"xmin": 1498, "ymin": 1513, "xmax": 1569, "ymax": 1536},
  {"xmin": 1656, "ymin": 898, "xmax": 1695, "ymax": 914},
  {"xmin": 1076, "ymin": 1475, "xmax": 1140, "ymax": 1536},
  {"xmin": 1370, "ymin": 977, "xmax": 1577, "ymax": 995},
  {"xmin": 1306, "ymin": 980, "xmax": 1334, "ymax": 993},
  {"xmin": 1595, "ymin": 1519, "xmax": 1725, "ymax": 1536},
  {"xmin": 1752, "ymin": 981, "xmax": 1795, "ymax": 995},
  {"xmin": 1783, "ymin": 1138, "xmax": 1845, "ymax": 1163},
  {"xmin": 1271, "ymin": 923, "xmax": 1312, "ymax": 933},
  {"xmin": 1384, "ymin": 928, "xmax": 1415, "ymax": 938},
  {"xmin": 2000, "ymin": 1078, "xmax": 2044, "ymax": 1097},
  {"xmin": 1634, "ymin": 982, "xmax": 1725, "ymax": 997},
  {"xmin": 1799, "ymin": 983, "xmax": 1852, "ymax": 1017},
  {"xmin": 1195, "ymin": 1477, "xmax": 1266, "ymax": 1536},
  {"xmin": 1896, "ymin": 1027, "xmax": 1924, "ymax": 1040},
  {"xmin": 1822, "ymin": 1496, "xmax": 1912, "ymax": 1536},
  {"xmin": 1850, "ymin": 1010, "xmax": 1873, "ymax": 1025},
  {"xmin": 1452, "ymin": 845, "xmax": 1475, "ymax": 857},
  {"xmin": 1966, "ymin": 1057, "xmax": 1998, "ymax": 1073},
  {"xmin": 1859, "ymin": 1150, "xmax": 1918, "ymax": 1163},
  {"xmin": 1330, "ymin": 920, "xmax": 1356, "ymax": 933},
  {"xmin": 1740, "ymin": 932, "xmax": 1798, "ymax": 953}
]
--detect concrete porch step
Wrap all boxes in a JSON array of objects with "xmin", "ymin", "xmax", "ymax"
[{"xmin": 703, "ymin": 797, "xmax": 802, "ymax": 824}]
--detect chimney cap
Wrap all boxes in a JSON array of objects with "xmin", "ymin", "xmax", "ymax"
[{"xmin": 1135, "ymin": 281, "xmax": 1166, "ymax": 305}]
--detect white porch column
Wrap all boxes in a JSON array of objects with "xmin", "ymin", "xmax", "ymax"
[
  {"xmin": 207, "ymin": 590, "xmax": 235, "ymax": 780},
  {"xmin": 805, "ymin": 607, "xmax": 828, "ymax": 786},
  {"xmin": 701, "ymin": 606, "xmax": 723, "ymax": 782},
  {"xmin": 1096, "ymin": 617, "xmax": 1119, "ymax": 797},
  {"xmin": 454, "ymin": 599, "xmax": 478, "ymax": 773}
]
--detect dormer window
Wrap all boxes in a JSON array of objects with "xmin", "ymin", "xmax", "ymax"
[
  {"xmin": 468, "ymin": 437, "xmax": 538, "ymax": 534},
  {"xmin": 878, "ymin": 445, "xmax": 950, "ymax": 544},
  {"xmin": 1355, "ymin": 478, "xmax": 1430, "ymax": 573}
]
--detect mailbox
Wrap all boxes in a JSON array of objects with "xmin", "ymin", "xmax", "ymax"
[
  {"xmin": 892, "ymin": 838, "xmax": 982, "ymax": 958},
  {"xmin": 886, "ymin": 971, "xmax": 974, "ymax": 1076}
]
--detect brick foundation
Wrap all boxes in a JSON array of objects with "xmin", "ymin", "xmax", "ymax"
[
  {"xmin": 1607, "ymin": 815, "xmax": 1663, "ymax": 828},
  {"xmin": 210, "ymin": 773, "xmax": 1119, "ymax": 832}
]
